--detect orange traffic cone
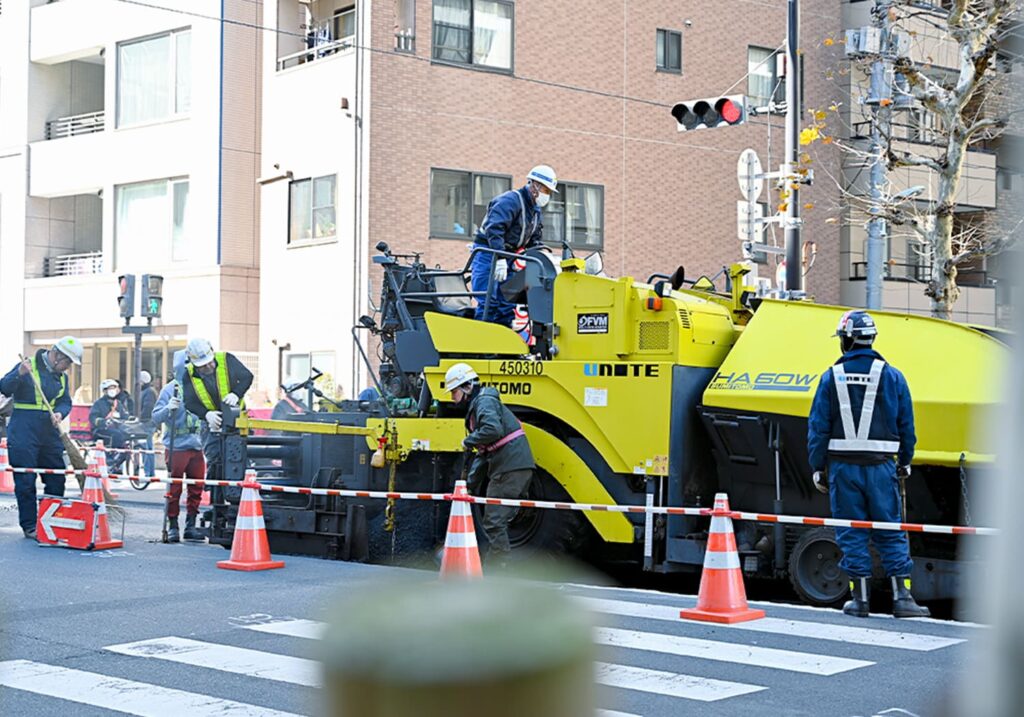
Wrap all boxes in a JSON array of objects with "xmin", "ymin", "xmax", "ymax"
[
  {"xmin": 93, "ymin": 440, "xmax": 118, "ymax": 499},
  {"xmin": 680, "ymin": 493, "xmax": 765, "ymax": 624},
  {"xmin": 0, "ymin": 438, "xmax": 14, "ymax": 494},
  {"xmin": 439, "ymin": 480, "xmax": 483, "ymax": 579},
  {"xmin": 81, "ymin": 459, "xmax": 123, "ymax": 550},
  {"xmin": 218, "ymin": 470, "xmax": 284, "ymax": 572}
]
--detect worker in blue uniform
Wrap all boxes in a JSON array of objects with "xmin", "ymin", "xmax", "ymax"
[
  {"xmin": 471, "ymin": 165, "xmax": 557, "ymax": 326},
  {"xmin": 807, "ymin": 310, "xmax": 930, "ymax": 618},
  {"xmin": 0, "ymin": 337, "xmax": 82, "ymax": 538}
]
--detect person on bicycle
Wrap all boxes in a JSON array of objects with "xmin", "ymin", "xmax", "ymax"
[
  {"xmin": 89, "ymin": 379, "xmax": 134, "ymax": 471},
  {"xmin": 152, "ymin": 378, "xmax": 206, "ymax": 542}
]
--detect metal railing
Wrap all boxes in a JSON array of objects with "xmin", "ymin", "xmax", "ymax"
[
  {"xmin": 46, "ymin": 110, "xmax": 105, "ymax": 140},
  {"xmin": 850, "ymin": 261, "xmax": 932, "ymax": 282},
  {"xmin": 394, "ymin": 30, "xmax": 415, "ymax": 52},
  {"xmin": 44, "ymin": 251, "xmax": 104, "ymax": 277},
  {"xmin": 276, "ymin": 37, "xmax": 353, "ymax": 71}
]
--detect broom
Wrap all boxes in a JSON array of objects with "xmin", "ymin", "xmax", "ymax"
[{"xmin": 19, "ymin": 355, "xmax": 119, "ymax": 507}]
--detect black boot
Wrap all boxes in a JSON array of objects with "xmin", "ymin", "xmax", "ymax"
[
  {"xmin": 167, "ymin": 517, "xmax": 180, "ymax": 543},
  {"xmin": 842, "ymin": 577, "xmax": 870, "ymax": 617},
  {"xmin": 891, "ymin": 576, "xmax": 930, "ymax": 618},
  {"xmin": 183, "ymin": 514, "xmax": 202, "ymax": 541}
]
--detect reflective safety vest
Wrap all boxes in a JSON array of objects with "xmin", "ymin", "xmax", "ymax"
[
  {"xmin": 168, "ymin": 381, "xmax": 202, "ymax": 437},
  {"xmin": 828, "ymin": 360, "xmax": 900, "ymax": 455},
  {"xmin": 13, "ymin": 355, "xmax": 67, "ymax": 411},
  {"xmin": 187, "ymin": 353, "xmax": 244, "ymax": 412}
]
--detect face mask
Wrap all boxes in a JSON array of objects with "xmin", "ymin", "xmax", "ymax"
[
  {"xmin": 106, "ymin": 389, "xmax": 118, "ymax": 398},
  {"xmin": 535, "ymin": 191, "xmax": 551, "ymax": 209}
]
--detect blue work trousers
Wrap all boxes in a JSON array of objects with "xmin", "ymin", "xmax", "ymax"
[
  {"xmin": 10, "ymin": 441, "xmax": 65, "ymax": 532},
  {"xmin": 828, "ymin": 459, "xmax": 913, "ymax": 578},
  {"xmin": 470, "ymin": 250, "xmax": 515, "ymax": 326}
]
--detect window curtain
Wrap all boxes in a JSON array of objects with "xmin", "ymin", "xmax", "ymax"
[
  {"xmin": 119, "ymin": 35, "xmax": 171, "ymax": 125},
  {"xmin": 116, "ymin": 181, "xmax": 167, "ymax": 270},
  {"xmin": 747, "ymin": 47, "xmax": 775, "ymax": 107},
  {"xmin": 580, "ymin": 186, "xmax": 603, "ymax": 247},
  {"xmin": 473, "ymin": 0, "xmax": 511, "ymax": 69},
  {"xmin": 433, "ymin": 0, "xmax": 471, "ymax": 63},
  {"xmin": 175, "ymin": 31, "xmax": 192, "ymax": 114},
  {"xmin": 171, "ymin": 181, "xmax": 191, "ymax": 262}
]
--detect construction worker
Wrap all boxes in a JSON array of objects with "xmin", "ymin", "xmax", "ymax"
[
  {"xmin": 138, "ymin": 370, "xmax": 158, "ymax": 479},
  {"xmin": 180, "ymin": 338, "xmax": 253, "ymax": 487},
  {"xmin": 152, "ymin": 378, "xmax": 205, "ymax": 542},
  {"xmin": 807, "ymin": 310, "xmax": 930, "ymax": 619},
  {"xmin": 444, "ymin": 362, "xmax": 534, "ymax": 563},
  {"xmin": 89, "ymin": 379, "xmax": 134, "ymax": 472},
  {"xmin": 471, "ymin": 165, "xmax": 558, "ymax": 326},
  {"xmin": 0, "ymin": 337, "xmax": 82, "ymax": 538}
]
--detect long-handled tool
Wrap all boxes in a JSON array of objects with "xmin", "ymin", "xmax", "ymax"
[{"xmin": 18, "ymin": 354, "xmax": 117, "ymax": 505}]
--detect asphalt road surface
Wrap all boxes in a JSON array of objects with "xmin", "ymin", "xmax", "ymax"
[{"xmin": 0, "ymin": 484, "xmax": 980, "ymax": 716}]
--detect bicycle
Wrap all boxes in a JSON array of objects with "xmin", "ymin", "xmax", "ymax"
[{"xmin": 103, "ymin": 419, "xmax": 155, "ymax": 490}]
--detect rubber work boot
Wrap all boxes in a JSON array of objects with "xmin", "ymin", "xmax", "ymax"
[
  {"xmin": 166, "ymin": 517, "xmax": 180, "ymax": 543},
  {"xmin": 891, "ymin": 576, "xmax": 931, "ymax": 618},
  {"xmin": 183, "ymin": 514, "xmax": 202, "ymax": 541},
  {"xmin": 23, "ymin": 527, "xmax": 37, "ymax": 540},
  {"xmin": 842, "ymin": 577, "xmax": 870, "ymax": 618}
]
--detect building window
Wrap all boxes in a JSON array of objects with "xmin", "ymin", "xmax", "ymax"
[
  {"xmin": 543, "ymin": 183, "xmax": 604, "ymax": 250},
  {"xmin": 289, "ymin": 175, "xmax": 337, "ymax": 244},
  {"xmin": 432, "ymin": 0, "xmax": 513, "ymax": 71},
  {"xmin": 396, "ymin": 0, "xmax": 416, "ymax": 51},
  {"xmin": 430, "ymin": 168, "xmax": 511, "ymax": 238},
  {"xmin": 115, "ymin": 177, "xmax": 190, "ymax": 270},
  {"xmin": 656, "ymin": 29, "xmax": 682, "ymax": 73},
  {"xmin": 117, "ymin": 28, "xmax": 191, "ymax": 127},
  {"xmin": 747, "ymin": 46, "xmax": 784, "ymax": 108}
]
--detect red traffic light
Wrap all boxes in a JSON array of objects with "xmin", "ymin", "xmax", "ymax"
[
  {"xmin": 670, "ymin": 95, "xmax": 747, "ymax": 131},
  {"xmin": 718, "ymin": 98, "xmax": 742, "ymax": 124}
]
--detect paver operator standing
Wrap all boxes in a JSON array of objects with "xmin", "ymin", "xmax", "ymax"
[
  {"xmin": 807, "ymin": 310, "xmax": 930, "ymax": 618},
  {"xmin": 0, "ymin": 337, "xmax": 81, "ymax": 539},
  {"xmin": 445, "ymin": 362, "xmax": 534, "ymax": 563}
]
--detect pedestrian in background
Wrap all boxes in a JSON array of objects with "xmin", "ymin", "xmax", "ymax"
[
  {"xmin": 138, "ymin": 370, "xmax": 158, "ymax": 479},
  {"xmin": 0, "ymin": 337, "xmax": 81, "ymax": 538}
]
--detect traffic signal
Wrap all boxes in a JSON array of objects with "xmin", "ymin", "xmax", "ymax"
[
  {"xmin": 140, "ymin": 274, "xmax": 164, "ymax": 319},
  {"xmin": 670, "ymin": 95, "xmax": 747, "ymax": 131},
  {"xmin": 117, "ymin": 274, "xmax": 135, "ymax": 318}
]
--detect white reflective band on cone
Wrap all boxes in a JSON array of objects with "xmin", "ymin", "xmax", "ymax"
[
  {"xmin": 444, "ymin": 531, "xmax": 478, "ymax": 549},
  {"xmin": 703, "ymin": 550, "xmax": 741, "ymax": 570},
  {"xmin": 235, "ymin": 516, "xmax": 266, "ymax": 531},
  {"xmin": 709, "ymin": 516, "xmax": 734, "ymax": 535}
]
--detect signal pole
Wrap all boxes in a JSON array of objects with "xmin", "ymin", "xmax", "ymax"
[
  {"xmin": 784, "ymin": 0, "xmax": 803, "ymax": 293},
  {"xmin": 865, "ymin": 0, "xmax": 894, "ymax": 310}
]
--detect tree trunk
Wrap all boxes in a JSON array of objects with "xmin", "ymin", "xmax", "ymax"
[{"xmin": 925, "ymin": 132, "xmax": 968, "ymax": 320}]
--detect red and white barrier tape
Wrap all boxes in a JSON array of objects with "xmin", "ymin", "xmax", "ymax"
[{"xmin": 3, "ymin": 467, "xmax": 998, "ymax": 536}]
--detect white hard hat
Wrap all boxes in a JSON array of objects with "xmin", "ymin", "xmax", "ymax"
[
  {"xmin": 140, "ymin": 370, "xmax": 152, "ymax": 384},
  {"xmin": 54, "ymin": 335, "xmax": 83, "ymax": 366},
  {"xmin": 443, "ymin": 363, "xmax": 479, "ymax": 393},
  {"xmin": 100, "ymin": 378, "xmax": 119, "ymax": 392},
  {"xmin": 526, "ymin": 165, "xmax": 559, "ymax": 193},
  {"xmin": 186, "ymin": 337, "xmax": 215, "ymax": 367}
]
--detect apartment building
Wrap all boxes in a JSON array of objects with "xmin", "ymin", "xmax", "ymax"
[
  {"xmin": 0, "ymin": 0, "xmax": 261, "ymax": 400},
  {"xmin": 838, "ymin": 0, "xmax": 1011, "ymax": 325},
  {"xmin": 258, "ymin": 0, "xmax": 844, "ymax": 399}
]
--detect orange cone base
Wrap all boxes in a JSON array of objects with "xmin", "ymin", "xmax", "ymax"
[
  {"xmin": 91, "ymin": 538, "xmax": 124, "ymax": 551},
  {"xmin": 217, "ymin": 558, "xmax": 285, "ymax": 571},
  {"xmin": 679, "ymin": 605, "xmax": 766, "ymax": 624}
]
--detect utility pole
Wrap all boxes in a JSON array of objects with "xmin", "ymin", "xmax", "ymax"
[
  {"xmin": 865, "ymin": 0, "xmax": 894, "ymax": 310},
  {"xmin": 784, "ymin": 0, "xmax": 803, "ymax": 293}
]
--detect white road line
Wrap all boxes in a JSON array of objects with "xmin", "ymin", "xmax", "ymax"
[
  {"xmin": 243, "ymin": 618, "xmax": 326, "ymax": 640},
  {"xmin": 578, "ymin": 596, "xmax": 966, "ymax": 651},
  {"xmin": 105, "ymin": 637, "xmax": 321, "ymax": 687},
  {"xmin": 595, "ymin": 662, "xmax": 765, "ymax": 702},
  {"xmin": 596, "ymin": 627, "xmax": 873, "ymax": 675},
  {"xmin": 596, "ymin": 710, "xmax": 643, "ymax": 717},
  {"xmin": 0, "ymin": 660, "xmax": 303, "ymax": 717}
]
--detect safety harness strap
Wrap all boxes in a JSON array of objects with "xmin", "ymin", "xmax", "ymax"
[{"xmin": 829, "ymin": 360, "xmax": 897, "ymax": 454}]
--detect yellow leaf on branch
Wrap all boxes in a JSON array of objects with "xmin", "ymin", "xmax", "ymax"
[
  {"xmin": 804, "ymin": 203, "xmax": 815, "ymax": 210},
  {"xmin": 800, "ymin": 126, "xmax": 821, "ymax": 145}
]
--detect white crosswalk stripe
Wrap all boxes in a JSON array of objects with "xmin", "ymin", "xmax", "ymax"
[
  {"xmin": 577, "ymin": 595, "xmax": 966, "ymax": 651},
  {"xmin": 0, "ymin": 659, "xmax": 303, "ymax": 717},
  {"xmin": 3, "ymin": 584, "xmax": 971, "ymax": 714}
]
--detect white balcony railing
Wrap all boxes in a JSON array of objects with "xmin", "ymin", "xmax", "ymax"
[
  {"xmin": 44, "ymin": 251, "xmax": 104, "ymax": 277},
  {"xmin": 46, "ymin": 110, "xmax": 105, "ymax": 140},
  {"xmin": 277, "ymin": 37, "xmax": 353, "ymax": 71}
]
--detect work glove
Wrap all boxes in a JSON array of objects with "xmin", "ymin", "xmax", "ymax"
[
  {"xmin": 205, "ymin": 410, "xmax": 223, "ymax": 432},
  {"xmin": 897, "ymin": 465, "xmax": 912, "ymax": 478},
  {"xmin": 223, "ymin": 392, "xmax": 240, "ymax": 408},
  {"xmin": 812, "ymin": 471, "xmax": 829, "ymax": 495},
  {"xmin": 492, "ymin": 260, "xmax": 508, "ymax": 283},
  {"xmin": 167, "ymin": 395, "xmax": 182, "ymax": 411}
]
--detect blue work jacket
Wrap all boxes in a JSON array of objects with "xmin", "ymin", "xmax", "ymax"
[
  {"xmin": 0, "ymin": 349, "xmax": 73, "ymax": 451},
  {"xmin": 474, "ymin": 186, "xmax": 543, "ymax": 252},
  {"xmin": 151, "ymin": 381, "xmax": 204, "ymax": 452}
]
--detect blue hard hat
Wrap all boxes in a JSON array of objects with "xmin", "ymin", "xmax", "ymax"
[{"xmin": 835, "ymin": 310, "xmax": 877, "ymax": 344}]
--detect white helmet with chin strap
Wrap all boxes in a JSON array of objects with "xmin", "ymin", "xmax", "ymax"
[
  {"xmin": 443, "ymin": 363, "xmax": 479, "ymax": 393},
  {"xmin": 185, "ymin": 337, "xmax": 215, "ymax": 367},
  {"xmin": 526, "ymin": 165, "xmax": 559, "ymax": 194}
]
